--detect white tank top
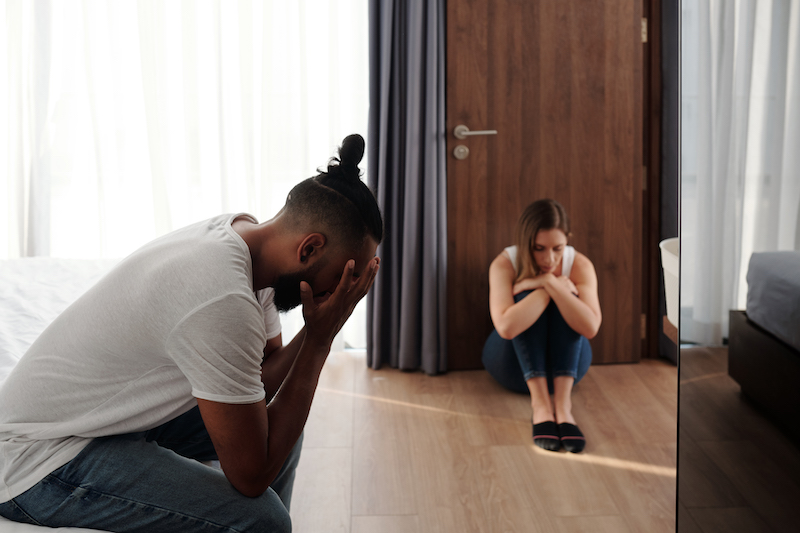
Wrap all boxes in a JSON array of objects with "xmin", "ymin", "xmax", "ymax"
[{"xmin": 504, "ymin": 245, "xmax": 575, "ymax": 278}]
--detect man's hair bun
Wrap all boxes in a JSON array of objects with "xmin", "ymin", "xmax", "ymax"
[
  {"xmin": 284, "ymin": 133, "xmax": 383, "ymax": 246},
  {"xmin": 338, "ymin": 134, "xmax": 365, "ymax": 171}
]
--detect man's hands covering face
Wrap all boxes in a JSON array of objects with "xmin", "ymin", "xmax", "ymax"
[{"xmin": 300, "ymin": 257, "xmax": 380, "ymax": 349}]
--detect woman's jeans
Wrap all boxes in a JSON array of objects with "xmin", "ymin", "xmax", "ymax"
[
  {"xmin": 482, "ymin": 293, "xmax": 592, "ymax": 394},
  {"xmin": 0, "ymin": 406, "xmax": 302, "ymax": 533}
]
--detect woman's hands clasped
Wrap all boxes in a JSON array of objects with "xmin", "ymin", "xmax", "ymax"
[
  {"xmin": 513, "ymin": 273, "xmax": 579, "ymax": 297},
  {"xmin": 552, "ymin": 275, "xmax": 579, "ymax": 296},
  {"xmin": 512, "ymin": 276, "xmax": 546, "ymax": 295}
]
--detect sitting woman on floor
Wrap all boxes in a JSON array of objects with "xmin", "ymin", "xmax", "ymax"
[{"xmin": 483, "ymin": 199, "xmax": 602, "ymax": 453}]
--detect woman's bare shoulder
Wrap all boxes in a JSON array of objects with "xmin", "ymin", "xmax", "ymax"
[
  {"xmin": 489, "ymin": 250, "xmax": 516, "ymax": 279},
  {"xmin": 573, "ymin": 249, "xmax": 592, "ymax": 265},
  {"xmin": 491, "ymin": 249, "xmax": 514, "ymax": 267},
  {"xmin": 571, "ymin": 251, "xmax": 597, "ymax": 279}
]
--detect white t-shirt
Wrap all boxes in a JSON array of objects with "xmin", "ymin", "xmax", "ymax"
[{"xmin": 0, "ymin": 213, "xmax": 282, "ymax": 502}]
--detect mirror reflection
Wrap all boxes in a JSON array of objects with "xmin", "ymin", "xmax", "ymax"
[{"xmin": 678, "ymin": 0, "xmax": 800, "ymax": 531}]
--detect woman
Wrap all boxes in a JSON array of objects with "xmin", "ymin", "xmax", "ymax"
[{"xmin": 483, "ymin": 199, "xmax": 602, "ymax": 453}]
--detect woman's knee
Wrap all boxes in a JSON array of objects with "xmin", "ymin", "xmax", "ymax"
[
  {"xmin": 548, "ymin": 305, "xmax": 581, "ymax": 339},
  {"xmin": 482, "ymin": 330, "xmax": 528, "ymax": 394}
]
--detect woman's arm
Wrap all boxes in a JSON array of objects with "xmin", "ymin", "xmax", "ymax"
[
  {"xmin": 489, "ymin": 253, "xmax": 552, "ymax": 340},
  {"xmin": 542, "ymin": 252, "xmax": 602, "ymax": 339}
]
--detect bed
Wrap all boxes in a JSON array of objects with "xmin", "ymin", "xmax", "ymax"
[
  {"xmin": 728, "ymin": 251, "xmax": 800, "ymax": 445},
  {"xmin": 0, "ymin": 257, "xmax": 118, "ymax": 532}
]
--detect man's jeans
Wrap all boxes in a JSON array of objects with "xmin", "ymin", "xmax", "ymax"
[{"xmin": 0, "ymin": 406, "xmax": 302, "ymax": 532}]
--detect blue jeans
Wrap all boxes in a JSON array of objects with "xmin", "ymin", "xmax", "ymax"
[
  {"xmin": 482, "ymin": 294, "xmax": 592, "ymax": 394},
  {"xmin": 0, "ymin": 406, "xmax": 302, "ymax": 532}
]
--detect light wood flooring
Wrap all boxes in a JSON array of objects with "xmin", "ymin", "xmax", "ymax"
[
  {"xmin": 678, "ymin": 346, "xmax": 800, "ymax": 533},
  {"xmin": 289, "ymin": 351, "xmax": 677, "ymax": 533}
]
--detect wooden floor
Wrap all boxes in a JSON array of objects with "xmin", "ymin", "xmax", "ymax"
[
  {"xmin": 289, "ymin": 351, "xmax": 677, "ymax": 533},
  {"xmin": 678, "ymin": 346, "xmax": 800, "ymax": 533}
]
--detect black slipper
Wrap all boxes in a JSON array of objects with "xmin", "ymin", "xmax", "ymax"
[
  {"xmin": 558, "ymin": 422, "xmax": 585, "ymax": 453},
  {"xmin": 532, "ymin": 420, "xmax": 560, "ymax": 451}
]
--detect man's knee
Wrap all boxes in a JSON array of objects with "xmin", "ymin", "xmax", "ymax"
[
  {"xmin": 241, "ymin": 491, "xmax": 292, "ymax": 533},
  {"xmin": 261, "ymin": 503, "xmax": 292, "ymax": 533}
]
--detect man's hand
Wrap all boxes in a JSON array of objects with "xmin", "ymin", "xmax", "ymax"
[{"xmin": 300, "ymin": 257, "xmax": 380, "ymax": 348}]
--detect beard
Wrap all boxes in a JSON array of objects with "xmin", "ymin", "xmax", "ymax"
[{"xmin": 272, "ymin": 259, "xmax": 325, "ymax": 312}]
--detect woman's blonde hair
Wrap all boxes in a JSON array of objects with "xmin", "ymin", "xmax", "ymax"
[{"xmin": 514, "ymin": 199, "xmax": 571, "ymax": 282}]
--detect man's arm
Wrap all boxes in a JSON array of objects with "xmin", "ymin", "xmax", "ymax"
[
  {"xmin": 260, "ymin": 330, "xmax": 306, "ymax": 402},
  {"xmin": 197, "ymin": 257, "xmax": 379, "ymax": 498}
]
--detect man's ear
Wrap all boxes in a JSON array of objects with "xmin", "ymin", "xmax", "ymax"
[{"xmin": 297, "ymin": 233, "xmax": 327, "ymax": 264}]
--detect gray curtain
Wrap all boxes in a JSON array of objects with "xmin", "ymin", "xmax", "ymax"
[{"xmin": 366, "ymin": 0, "xmax": 447, "ymax": 374}]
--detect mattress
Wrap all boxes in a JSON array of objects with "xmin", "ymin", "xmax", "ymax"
[
  {"xmin": 746, "ymin": 251, "xmax": 800, "ymax": 353},
  {"xmin": 0, "ymin": 257, "xmax": 117, "ymax": 533}
]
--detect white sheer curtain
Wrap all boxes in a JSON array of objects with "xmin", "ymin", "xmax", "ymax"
[
  {"xmin": 1, "ymin": 0, "xmax": 369, "ymax": 348},
  {"xmin": 681, "ymin": 0, "xmax": 800, "ymax": 345}
]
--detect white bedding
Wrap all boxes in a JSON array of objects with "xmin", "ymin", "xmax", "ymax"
[
  {"xmin": 746, "ymin": 251, "xmax": 800, "ymax": 352},
  {"xmin": 0, "ymin": 258, "xmax": 118, "ymax": 532}
]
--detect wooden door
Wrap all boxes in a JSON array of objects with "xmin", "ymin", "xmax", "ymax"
[{"xmin": 446, "ymin": 0, "xmax": 643, "ymax": 369}]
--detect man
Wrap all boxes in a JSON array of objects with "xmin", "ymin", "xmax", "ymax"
[{"xmin": 0, "ymin": 134, "xmax": 381, "ymax": 532}]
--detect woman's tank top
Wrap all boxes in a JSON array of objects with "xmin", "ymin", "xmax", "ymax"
[{"xmin": 504, "ymin": 245, "xmax": 575, "ymax": 278}]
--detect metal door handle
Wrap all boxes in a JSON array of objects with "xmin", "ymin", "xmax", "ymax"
[{"xmin": 454, "ymin": 124, "xmax": 498, "ymax": 139}]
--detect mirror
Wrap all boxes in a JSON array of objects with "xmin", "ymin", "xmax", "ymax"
[{"xmin": 678, "ymin": 1, "xmax": 800, "ymax": 531}]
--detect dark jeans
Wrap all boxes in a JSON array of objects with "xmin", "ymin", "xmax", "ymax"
[
  {"xmin": 482, "ymin": 294, "xmax": 592, "ymax": 394},
  {"xmin": 0, "ymin": 406, "xmax": 303, "ymax": 532}
]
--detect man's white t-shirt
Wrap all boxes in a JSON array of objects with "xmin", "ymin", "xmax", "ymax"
[{"xmin": 0, "ymin": 213, "xmax": 282, "ymax": 502}]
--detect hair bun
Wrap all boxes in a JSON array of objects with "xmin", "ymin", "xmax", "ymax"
[{"xmin": 339, "ymin": 134, "xmax": 365, "ymax": 169}]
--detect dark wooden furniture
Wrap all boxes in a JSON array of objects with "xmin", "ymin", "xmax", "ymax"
[
  {"xmin": 728, "ymin": 310, "xmax": 800, "ymax": 445},
  {"xmin": 662, "ymin": 315, "xmax": 678, "ymax": 346}
]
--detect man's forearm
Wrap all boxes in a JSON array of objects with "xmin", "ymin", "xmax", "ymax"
[
  {"xmin": 261, "ymin": 327, "xmax": 307, "ymax": 401},
  {"xmin": 197, "ymin": 336, "xmax": 328, "ymax": 498},
  {"xmin": 261, "ymin": 258, "xmax": 379, "ymax": 488},
  {"xmin": 261, "ymin": 335, "xmax": 331, "ymax": 485},
  {"xmin": 203, "ymin": 330, "xmax": 332, "ymax": 497}
]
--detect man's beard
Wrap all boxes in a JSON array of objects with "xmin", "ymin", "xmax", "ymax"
[{"xmin": 272, "ymin": 260, "xmax": 325, "ymax": 312}]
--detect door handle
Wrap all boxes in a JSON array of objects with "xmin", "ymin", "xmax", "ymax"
[{"xmin": 454, "ymin": 124, "xmax": 498, "ymax": 140}]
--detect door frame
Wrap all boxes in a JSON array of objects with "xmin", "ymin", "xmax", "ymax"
[{"xmin": 643, "ymin": 0, "xmax": 664, "ymax": 358}]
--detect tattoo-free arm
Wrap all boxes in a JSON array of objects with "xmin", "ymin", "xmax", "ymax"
[
  {"xmin": 542, "ymin": 254, "xmax": 602, "ymax": 339},
  {"xmin": 489, "ymin": 253, "xmax": 551, "ymax": 340},
  {"xmin": 197, "ymin": 335, "xmax": 329, "ymax": 497},
  {"xmin": 197, "ymin": 257, "xmax": 380, "ymax": 498},
  {"xmin": 260, "ymin": 330, "xmax": 306, "ymax": 402}
]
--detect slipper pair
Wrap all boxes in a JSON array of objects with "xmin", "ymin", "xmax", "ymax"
[{"xmin": 532, "ymin": 421, "xmax": 585, "ymax": 453}]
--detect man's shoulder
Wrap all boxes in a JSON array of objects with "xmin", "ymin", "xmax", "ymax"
[{"xmin": 168, "ymin": 292, "xmax": 266, "ymax": 350}]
